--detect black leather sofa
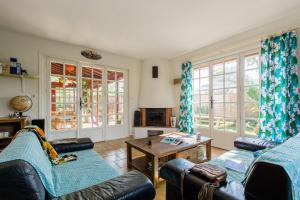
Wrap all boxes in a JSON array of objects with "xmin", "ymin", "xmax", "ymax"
[
  {"xmin": 160, "ymin": 137, "xmax": 292, "ymax": 200},
  {"xmin": 0, "ymin": 139, "xmax": 156, "ymax": 200}
]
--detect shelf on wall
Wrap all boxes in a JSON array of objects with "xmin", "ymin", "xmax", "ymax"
[
  {"xmin": 0, "ymin": 73, "xmax": 39, "ymax": 93},
  {"xmin": 0, "ymin": 74, "xmax": 39, "ymax": 79}
]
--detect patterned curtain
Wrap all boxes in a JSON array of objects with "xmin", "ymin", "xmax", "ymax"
[
  {"xmin": 179, "ymin": 61, "xmax": 194, "ymax": 134},
  {"xmin": 259, "ymin": 31, "xmax": 300, "ymax": 143}
]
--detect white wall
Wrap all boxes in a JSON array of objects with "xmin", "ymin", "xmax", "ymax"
[
  {"xmin": 170, "ymin": 12, "xmax": 300, "ymax": 118},
  {"xmin": 0, "ymin": 28, "xmax": 142, "ymax": 136},
  {"xmin": 139, "ymin": 59, "xmax": 175, "ymax": 108}
]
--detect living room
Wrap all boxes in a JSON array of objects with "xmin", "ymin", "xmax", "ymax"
[{"xmin": 0, "ymin": 1, "xmax": 300, "ymax": 200}]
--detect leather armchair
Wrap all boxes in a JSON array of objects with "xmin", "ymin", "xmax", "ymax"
[
  {"xmin": 160, "ymin": 157, "xmax": 292, "ymax": 200},
  {"xmin": 160, "ymin": 158, "xmax": 245, "ymax": 200}
]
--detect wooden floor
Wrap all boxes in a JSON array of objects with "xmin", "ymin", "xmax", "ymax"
[{"xmin": 94, "ymin": 137, "xmax": 226, "ymax": 200}]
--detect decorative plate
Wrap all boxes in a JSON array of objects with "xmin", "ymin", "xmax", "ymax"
[{"xmin": 81, "ymin": 50, "xmax": 102, "ymax": 60}]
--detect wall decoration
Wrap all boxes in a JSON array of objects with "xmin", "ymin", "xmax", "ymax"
[
  {"xmin": 9, "ymin": 95, "xmax": 33, "ymax": 117},
  {"xmin": 170, "ymin": 116, "xmax": 177, "ymax": 128},
  {"xmin": 81, "ymin": 50, "xmax": 102, "ymax": 60},
  {"xmin": 152, "ymin": 66, "xmax": 158, "ymax": 78}
]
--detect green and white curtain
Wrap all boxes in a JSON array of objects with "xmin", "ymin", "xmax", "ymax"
[
  {"xmin": 179, "ymin": 61, "xmax": 194, "ymax": 134},
  {"xmin": 259, "ymin": 31, "xmax": 300, "ymax": 143}
]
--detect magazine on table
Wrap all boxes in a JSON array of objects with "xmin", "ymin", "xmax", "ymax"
[{"xmin": 160, "ymin": 137, "xmax": 183, "ymax": 145}]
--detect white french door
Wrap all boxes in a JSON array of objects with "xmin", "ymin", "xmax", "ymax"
[
  {"xmin": 78, "ymin": 64, "xmax": 104, "ymax": 141},
  {"xmin": 193, "ymin": 58, "xmax": 239, "ymax": 149},
  {"xmin": 47, "ymin": 57, "xmax": 128, "ymax": 142},
  {"xmin": 210, "ymin": 58, "xmax": 239, "ymax": 149},
  {"xmin": 193, "ymin": 51, "xmax": 260, "ymax": 150}
]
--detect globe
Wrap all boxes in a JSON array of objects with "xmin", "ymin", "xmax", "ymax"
[{"xmin": 9, "ymin": 96, "xmax": 33, "ymax": 116}]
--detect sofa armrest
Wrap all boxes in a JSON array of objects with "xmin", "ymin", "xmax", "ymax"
[
  {"xmin": 244, "ymin": 161, "xmax": 292, "ymax": 200},
  {"xmin": 160, "ymin": 158, "xmax": 245, "ymax": 200},
  {"xmin": 54, "ymin": 170, "xmax": 156, "ymax": 200},
  {"xmin": 0, "ymin": 159, "xmax": 46, "ymax": 200},
  {"xmin": 160, "ymin": 158, "xmax": 195, "ymax": 186},
  {"xmin": 234, "ymin": 137, "xmax": 276, "ymax": 151},
  {"xmin": 51, "ymin": 138, "xmax": 94, "ymax": 153}
]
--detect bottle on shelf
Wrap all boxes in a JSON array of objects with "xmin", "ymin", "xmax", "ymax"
[{"xmin": 10, "ymin": 57, "xmax": 18, "ymax": 75}]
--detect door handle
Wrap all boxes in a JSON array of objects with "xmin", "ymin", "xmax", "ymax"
[
  {"xmin": 80, "ymin": 97, "xmax": 83, "ymax": 110},
  {"xmin": 210, "ymin": 96, "xmax": 214, "ymax": 109}
]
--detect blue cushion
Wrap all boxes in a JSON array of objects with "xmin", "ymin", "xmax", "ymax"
[
  {"xmin": 53, "ymin": 149, "xmax": 119, "ymax": 197},
  {"xmin": 209, "ymin": 149, "xmax": 255, "ymax": 182}
]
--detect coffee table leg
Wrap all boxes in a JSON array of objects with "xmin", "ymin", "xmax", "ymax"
[
  {"xmin": 206, "ymin": 140, "xmax": 211, "ymax": 161},
  {"xmin": 151, "ymin": 156, "xmax": 159, "ymax": 187},
  {"xmin": 127, "ymin": 143, "xmax": 132, "ymax": 168}
]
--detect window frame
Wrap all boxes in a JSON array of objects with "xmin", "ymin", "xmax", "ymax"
[{"xmin": 240, "ymin": 51, "xmax": 261, "ymax": 137}]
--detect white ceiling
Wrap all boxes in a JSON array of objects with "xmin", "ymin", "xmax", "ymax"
[{"xmin": 0, "ymin": 0, "xmax": 300, "ymax": 59}]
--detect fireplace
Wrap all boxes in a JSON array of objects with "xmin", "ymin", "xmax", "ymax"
[
  {"xmin": 146, "ymin": 108, "xmax": 166, "ymax": 126},
  {"xmin": 140, "ymin": 108, "xmax": 172, "ymax": 127}
]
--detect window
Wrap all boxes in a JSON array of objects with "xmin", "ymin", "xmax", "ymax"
[
  {"xmin": 192, "ymin": 52, "xmax": 260, "ymax": 136},
  {"xmin": 243, "ymin": 54, "xmax": 260, "ymax": 135},
  {"xmin": 81, "ymin": 66, "xmax": 103, "ymax": 128},
  {"xmin": 107, "ymin": 71, "xmax": 124, "ymax": 125},
  {"xmin": 193, "ymin": 66, "xmax": 209, "ymax": 127},
  {"xmin": 51, "ymin": 62, "xmax": 77, "ymax": 130},
  {"xmin": 212, "ymin": 59, "xmax": 238, "ymax": 132}
]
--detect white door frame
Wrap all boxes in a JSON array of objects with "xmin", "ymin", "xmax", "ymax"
[{"xmin": 40, "ymin": 54, "xmax": 129, "ymax": 142}]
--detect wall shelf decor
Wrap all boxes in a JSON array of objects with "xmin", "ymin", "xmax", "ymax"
[
  {"xmin": 0, "ymin": 74, "xmax": 39, "ymax": 92},
  {"xmin": 173, "ymin": 78, "xmax": 181, "ymax": 85}
]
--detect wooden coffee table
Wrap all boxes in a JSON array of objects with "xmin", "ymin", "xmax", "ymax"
[{"xmin": 125, "ymin": 132, "xmax": 212, "ymax": 187}]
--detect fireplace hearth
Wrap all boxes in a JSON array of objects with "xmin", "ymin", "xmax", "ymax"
[{"xmin": 140, "ymin": 108, "xmax": 172, "ymax": 127}]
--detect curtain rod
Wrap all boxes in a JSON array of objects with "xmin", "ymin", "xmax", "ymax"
[{"xmin": 261, "ymin": 27, "xmax": 299, "ymax": 40}]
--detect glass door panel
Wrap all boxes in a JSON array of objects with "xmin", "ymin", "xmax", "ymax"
[
  {"xmin": 81, "ymin": 66, "xmax": 103, "ymax": 128},
  {"xmin": 50, "ymin": 62, "xmax": 77, "ymax": 130},
  {"xmin": 107, "ymin": 70, "xmax": 125, "ymax": 126},
  {"xmin": 192, "ymin": 66, "xmax": 209, "ymax": 128},
  {"xmin": 243, "ymin": 54, "xmax": 260, "ymax": 135},
  {"xmin": 212, "ymin": 59, "xmax": 237, "ymax": 133}
]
